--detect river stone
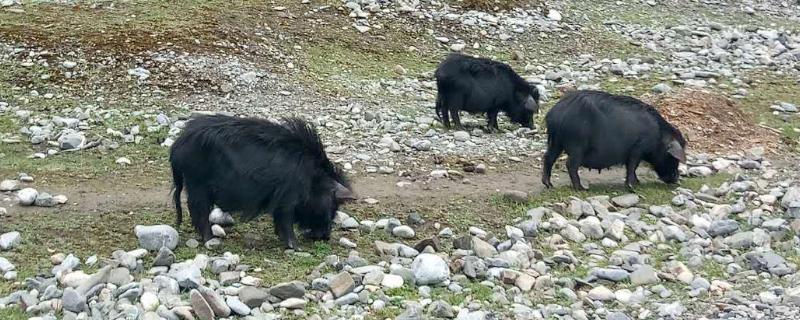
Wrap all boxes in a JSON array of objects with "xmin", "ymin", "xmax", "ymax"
[
  {"xmin": 134, "ymin": 225, "xmax": 179, "ymax": 250},
  {"xmin": 411, "ymin": 253, "xmax": 449, "ymax": 285},
  {"xmin": 329, "ymin": 272, "xmax": 355, "ymax": 298},
  {"xmin": 0, "ymin": 232, "xmax": 21, "ymax": 251},
  {"xmin": 199, "ymin": 286, "xmax": 230, "ymax": 317},
  {"xmin": 226, "ymin": 296, "xmax": 251, "ymax": 315},
  {"xmin": 239, "ymin": 286, "xmax": 269, "ymax": 308},
  {"xmin": 269, "ymin": 281, "xmax": 305, "ymax": 300},
  {"xmin": 190, "ymin": 289, "xmax": 215, "ymax": 320}
]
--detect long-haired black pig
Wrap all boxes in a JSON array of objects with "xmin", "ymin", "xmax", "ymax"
[
  {"xmin": 170, "ymin": 115, "xmax": 355, "ymax": 249},
  {"xmin": 542, "ymin": 90, "xmax": 687, "ymax": 191}
]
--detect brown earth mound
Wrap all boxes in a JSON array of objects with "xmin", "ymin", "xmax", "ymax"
[{"xmin": 644, "ymin": 89, "xmax": 781, "ymax": 155}]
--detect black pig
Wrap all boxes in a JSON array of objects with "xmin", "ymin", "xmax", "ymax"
[
  {"xmin": 542, "ymin": 90, "xmax": 687, "ymax": 191},
  {"xmin": 170, "ymin": 115, "xmax": 355, "ymax": 249},
  {"xmin": 434, "ymin": 53, "xmax": 540, "ymax": 131}
]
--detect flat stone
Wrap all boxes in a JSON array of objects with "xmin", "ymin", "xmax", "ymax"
[
  {"xmin": 269, "ymin": 281, "xmax": 305, "ymax": 300},
  {"xmin": 134, "ymin": 225, "xmax": 179, "ymax": 250},
  {"xmin": 612, "ymin": 194, "xmax": 639, "ymax": 208},
  {"xmin": 226, "ymin": 296, "xmax": 251, "ymax": 315},
  {"xmin": 199, "ymin": 286, "xmax": 230, "ymax": 317},
  {"xmin": 190, "ymin": 289, "xmax": 215, "ymax": 320},
  {"xmin": 630, "ymin": 265, "xmax": 659, "ymax": 285},
  {"xmin": 329, "ymin": 272, "xmax": 355, "ymax": 298},
  {"xmin": 412, "ymin": 253, "xmax": 449, "ymax": 285},
  {"xmin": 0, "ymin": 231, "xmax": 21, "ymax": 250},
  {"xmin": 279, "ymin": 297, "xmax": 307, "ymax": 309},
  {"xmin": 239, "ymin": 286, "xmax": 269, "ymax": 308}
]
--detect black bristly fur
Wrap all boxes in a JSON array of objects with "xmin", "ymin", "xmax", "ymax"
[
  {"xmin": 434, "ymin": 53, "xmax": 540, "ymax": 131},
  {"xmin": 170, "ymin": 115, "xmax": 352, "ymax": 249},
  {"xmin": 541, "ymin": 90, "xmax": 687, "ymax": 191}
]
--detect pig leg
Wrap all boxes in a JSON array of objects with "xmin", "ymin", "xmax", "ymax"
[
  {"xmin": 566, "ymin": 154, "xmax": 588, "ymax": 191},
  {"xmin": 541, "ymin": 147, "xmax": 562, "ymax": 188},
  {"xmin": 486, "ymin": 110, "xmax": 499, "ymax": 133},
  {"xmin": 186, "ymin": 186, "xmax": 213, "ymax": 242},
  {"xmin": 441, "ymin": 107, "xmax": 451, "ymax": 128},
  {"xmin": 625, "ymin": 156, "xmax": 642, "ymax": 191},
  {"xmin": 273, "ymin": 211, "xmax": 299, "ymax": 249},
  {"xmin": 450, "ymin": 108, "xmax": 463, "ymax": 130}
]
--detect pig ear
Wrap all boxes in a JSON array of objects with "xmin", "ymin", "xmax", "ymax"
[
  {"xmin": 666, "ymin": 139, "xmax": 686, "ymax": 163},
  {"xmin": 334, "ymin": 182, "xmax": 355, "ymax": 202},
  {"xmin": 524, "ymin": 96, "xmax": 538, "ymax": 112}
]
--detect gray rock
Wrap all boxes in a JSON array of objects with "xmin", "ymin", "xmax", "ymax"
[
  {"xmin": 393, "ymin": 225, "xmax": 416, "ymax": 239},
  {"xmin": 412, "ymin": 253, "xmax": 449, "ymax": 285},
  {"xmin": 608, "ymin": 312, "xmax": 631, "ymax": 320},
  {"xmin": 108, "ymin": 267, "xmax": 132, "ymax": 286},
  {"xmin": 652, "ymin": 83, "xmax": 672, "ymax": 93},
  {"xmin": 62, "ymin": 288, "xmax": 86, "ymax": 313},
  {"xmin": 190, "ymin": 289, "xmax": 215, "ymax": 320},
  {"xmin": 630, "ymin": 265, "xmax": 659, "ymax": 285},
  {"xmin": 612, "ymin": 194, "xmax": 639, "ymax": 208},
  {"xmin": 219, "ymin": 271, "xmax": 240, "ymax": 286},
  {"xmin": 657, "ymin": 302, "xmax": 685, "ymax": 318},
  {"xmin": 209, "ymin": 208, "xmax": 235, "ymax": 226},
  {"xmin": 590, "ymin": 268, "xmax": 629, "ymax": 282},
  {"xmin": 0, "ymin": 257, "xmax": 14, "ymax": 273},
  {"xmin": 397, "ymin": 304, "xmax": 424, "ymax": 320},
  {"xmin": 134, "ymin": 225, "xmax": 179, "ymax": 251},
  {"xmin": 329, "ymin": 272, "xmax": 355, "ymax": 298},
  {"xmin": 334, "ymin": 292, "xmax": 359, "ymax": 305},
  {"xmin": 226, "ymin": 296, "xmax": 251, "ymax": 315},
  {"xmin": 16, "ymin": 188, "xmax": 38, "ymax": 206},
  {"xmin": 782, "ymin": 187, "xmax": 800, "ymax": 210},
  {"xmin": 708, "ymin": 219, "xmax": 740, "ymax": 237},
  {"xmin": 503, "ymin": 190, "xmax": 529, "ymax": 203},
  {"xmin": 269, "ymin": 281, "xmax": 305, "ymax": 300},
  {"xmin": 453, "ymin": 131, "xmax": 470, "ymax": 142},
  {"xmin": 662, "ymin": 225, "xmax": 687, "ymax": 242},
  {"xmin": 199, "ymin": 286, "xmax": 230, "ymax": 317},
  {"xmin": 76, "ymin": 265, "xmax": 111, "ymax": 295},
  {"xmin": 279, "ymin": 297, "xmax": 307, "ymax": 309},
  {"xmin": 33, "ymin": 192, "xmax": 57, "ymax": 207},
  {"xmin": 579, "ymin": 217, "xmax": 604, "ymax": 239},
  {"xmin": 239, "ymin": 286, "xmax": 269, "ymax": 308},
  {"xmin": 471, "ymin": 237, "xmax": 497, "ymax": 258},
  {"xmin": 588, "ymin": 286, "xmax": 615, "ymax": 300},
  {"xmin": 58, "ymin": 132, "xmax": 85, "ymax": 150},
  {"xmin": 0, "ymin": 180, "xmax": 19, "ymax": 191},
  {"xmin": 168, "ymin": 264, "xmax": 202, "ymax": 289},
  {"xmin": 428, "ymin": 300, "xmax": 455, "ymax": 318},
  {"xmin": 153, "ymin": 247, "xmax": 175, "ymax": 267},
  {"xmin": 462, "ymin": 256, "xmax": 487, "ymax": 279},
  {"xmin": 0, "ymin": 231, "xmax": 21, "ymax": 250},
  {"xmin": 726, "ymin": 231, "xmax": 755, "ymax": 249}
]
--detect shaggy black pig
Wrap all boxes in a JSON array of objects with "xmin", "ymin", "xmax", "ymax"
[
  {"xmin": 542, "ymin": 90, "xmax": 687, "ymax": 191},
  {"xmin": 170, "ymin": 115, "xmax": 355, "ymax": 249},
  {"xmin": 434, "ymin": 53, "xmax": 539, "ymax": 131}
]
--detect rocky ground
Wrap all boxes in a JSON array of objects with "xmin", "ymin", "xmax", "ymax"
[{"xmin": 1, "ymin": 0, "xmax": 800, "ymax": 319}]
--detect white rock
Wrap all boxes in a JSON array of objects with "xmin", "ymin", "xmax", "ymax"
[
  {"xmin": 411, "ymin": 253, "xmax": 449, "ymax": 285},
  {"xmin": 547, "ymin": 10, "xmax": 563, "ymax": 21},
  {"xmin": 16, "ymin": 188, "xmax": 38, "ymax": 206},
  {"xmin": 141, "ymin": 292, "xmax": 159, "ymax": 311},
  {"xmin": 0, "ymin": 180, "xmax": 19, "ymax": 191},
  {"xmin": 381, "ymin": 274, "xmax": 404, "ymax": 289},
  {"xmin": 211, "ymin": 225, "xmax": 226, "ymax": 238},
  {"xmin": 116, "ymin": 157, "xmax": 132, "ymax": 166},
  {"xmin": 0, "ymin": 232, "xmax": 21, "ymax": 250}
]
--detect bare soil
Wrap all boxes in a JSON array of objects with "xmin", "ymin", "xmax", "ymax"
[{"xmin": 647, "ymin": 89, "xmax": 784, "ymax": 155}]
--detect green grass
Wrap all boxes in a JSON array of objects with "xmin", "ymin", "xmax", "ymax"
[
  {"xmin": 738, "ymin": 74, "xmax": 800, "ymax": 149},
  {"xmin": 0, "ymin": 308, "xmax": 27, "ymax": 320},
  {"xmin": 491, "ymin": 173, "xmax": 733, "ymax": 217}
]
